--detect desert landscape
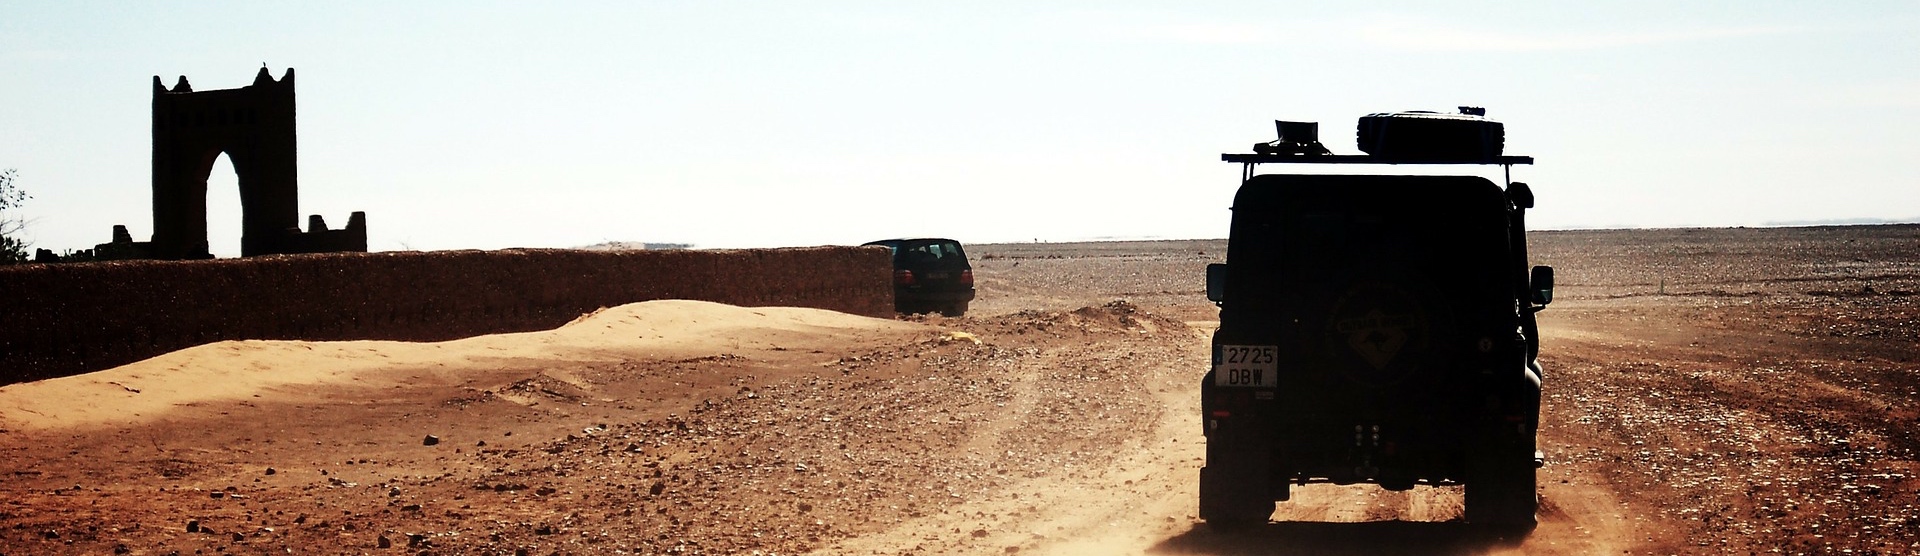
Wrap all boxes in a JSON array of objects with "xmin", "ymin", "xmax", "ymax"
[{"xmin": 1, "ymin": 225, "xmax": 1917, "ymax": 555}]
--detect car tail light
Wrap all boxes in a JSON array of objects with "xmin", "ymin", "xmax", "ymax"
[
  {"xmin": 960, "ymin": 269, "xmax": 974, "ymax": 286},
  {"xmin": 894, "ymin": 270, "xmax": 915, "ymax": 285}
]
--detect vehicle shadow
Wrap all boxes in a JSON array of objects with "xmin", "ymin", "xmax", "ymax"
[{"xmin": 1148, "ymin": 520, "xmax": 1527, "ymax": 556}]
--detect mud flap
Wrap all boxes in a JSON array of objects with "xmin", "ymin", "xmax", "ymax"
[
  {"xmin": 1198, "ymin": 465, "xmax": 1274, "ymax": 529},
  {"xmin": 1199, "ymin": 429, "xmax": 1276, "ymax": 528},
  {"xmin": 1463, "ymin": 452, "xmax": 1539, "ymax": 532}
]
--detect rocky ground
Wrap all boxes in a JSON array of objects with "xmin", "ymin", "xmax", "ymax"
[{"xmin": 1, "ymin": 225, "xmax": 1916, "ymax": 555}]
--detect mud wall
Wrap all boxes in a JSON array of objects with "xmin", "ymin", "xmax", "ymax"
[{"xmin": 0, "ymin": 247, "xmax": 893, "ymax": 385}]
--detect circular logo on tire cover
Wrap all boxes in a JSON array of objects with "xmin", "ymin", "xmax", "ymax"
[{"xmin": 1327, "ymin": 281, "xmax": 1433, "ymax": 387}]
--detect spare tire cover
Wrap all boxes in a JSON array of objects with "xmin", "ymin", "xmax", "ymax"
[{"xmin": 1324, "ymin": 280, "xmax": 1439, "ymax": 387}]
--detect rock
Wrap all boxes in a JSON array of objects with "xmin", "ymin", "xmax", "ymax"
[
  {"xmin": 423, "ymin": 435, "xmax": 441, "ymax": 446},
  {"xmin": 265, "ymin": 467, "xmax": 276, "ymax": 475},
  {"xmin": 649, "ymin": 482, "xmax": 665, "ymax": 496},
  {"xmin": 389, "ymin": 487, "xmax": 402, "ymax": 497},
  {"xmin": 972, "ymin": 529, "xmax": 989, "ymax": 538},
  {"xmin": 186, "ymin": 520, "xmax": 201, "ymax": 533},
  {"xmin": 378, "ymin": 535, "xmax": 392, "ymax": 548},
  {"xmin": 231, "ymin": 532, "xmax": 245, "ymax": 542}
]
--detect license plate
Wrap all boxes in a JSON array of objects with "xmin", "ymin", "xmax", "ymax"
[
  {"xmin": 925, "ymin": 272, "xmax": 950, "ymax": 280},
  {"xmin": 1214, "ymin": 345, "xmax": 1277, "ymax": 387}
]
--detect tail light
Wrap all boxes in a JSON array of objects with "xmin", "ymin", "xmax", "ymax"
[
  {"xmin": 894, "ymin": 270, "xmax": 915, "ymax": 285},
  {"xmin": 960, "ymin": 269, "xmax": 974, "ymax": 286}
]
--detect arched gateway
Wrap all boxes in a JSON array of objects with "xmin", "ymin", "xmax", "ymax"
[{"xmin": 99, "ymin": 67, "xmax": 365, "ymax": 259}]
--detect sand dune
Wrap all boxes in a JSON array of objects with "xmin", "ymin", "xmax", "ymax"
[{"xmin": 0, "ymin": 300, "xmax": 920, "ymax": 432}]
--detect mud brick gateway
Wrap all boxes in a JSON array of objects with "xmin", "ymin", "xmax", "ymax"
[{"xmin": 96, "ymin": 67, "xmax": 365, "ymax": 260}]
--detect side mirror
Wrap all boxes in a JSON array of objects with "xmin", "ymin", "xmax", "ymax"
[
  {"xmin": 1508, "ymin": 181, "xmax": 1534, "ymax": 209},
  {"xmin": 1206, "ymin": 263, "xmax": 1227, "ymax": 303},
  {"xmin": 1530, "ymin": 265, "xmax": 1554, "ymax": 305}
]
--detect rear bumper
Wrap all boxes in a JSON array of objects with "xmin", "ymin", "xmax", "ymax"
[
  {"xmin": 896, "ymin": 288, "xmax": 975, "ymax": 304},
  {"xmin": 1200, "ymin": 370, "xmax": 1540, "ymax": 488}
]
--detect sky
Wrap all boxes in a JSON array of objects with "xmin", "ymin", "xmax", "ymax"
[{"xmin": 2, "ymin": 1, "xmax": 1917, "ymax": 256}]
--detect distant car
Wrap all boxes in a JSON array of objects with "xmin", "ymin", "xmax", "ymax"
[{"xmin": 863, "ymin": 238, "xmax": 976, "ymax": 316}]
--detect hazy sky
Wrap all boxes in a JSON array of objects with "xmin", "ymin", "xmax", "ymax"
[{"xmin": 3, "ymin": 1, "xmax": 1916, "ymax": 256}]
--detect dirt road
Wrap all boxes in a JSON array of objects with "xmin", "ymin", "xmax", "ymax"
[{"xmin": 1, "ymin": 226, "xmax": 1915, "ymax": 555}]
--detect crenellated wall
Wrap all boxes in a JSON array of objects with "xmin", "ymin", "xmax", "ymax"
[{"xmin": 0, "ymin": 246, "xmax": 893, "ymax": 385}]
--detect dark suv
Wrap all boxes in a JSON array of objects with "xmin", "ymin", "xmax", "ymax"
[
  {"xmin": 863, "ymin": 238, "xmax": 976, "ymax": 316},
  {"xmin": 1200, "ymin": 113, "xmax": 1552, "ymax": 531}
]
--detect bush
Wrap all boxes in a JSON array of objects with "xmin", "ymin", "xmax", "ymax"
[{"xmin": 0, "ymin": 168, "xmax": 27, "ymax": 264}]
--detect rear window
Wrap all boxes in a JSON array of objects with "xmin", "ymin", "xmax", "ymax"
[{"xmin": 895, "ymin": 240, "xmax": 969, "ymax": 268}]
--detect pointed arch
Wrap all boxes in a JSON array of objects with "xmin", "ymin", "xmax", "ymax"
[{"xmin": 204, "ymin": 152, "xmax": 244, "ymax": 257}]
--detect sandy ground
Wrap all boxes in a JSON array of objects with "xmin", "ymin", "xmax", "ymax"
[{"xmin": 1, "ymin": 225, "xmax": 1916, "ymax": 555}]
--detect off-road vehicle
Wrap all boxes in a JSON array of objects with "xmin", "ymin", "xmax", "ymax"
[{"xmin": 1198, "ymin": 111, "xmax": 1554, "ymax": 531}]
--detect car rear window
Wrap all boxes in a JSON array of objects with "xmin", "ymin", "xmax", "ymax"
[{"xmin": 897, "ymin": 240, "xmax": 969, "ymax": 268}]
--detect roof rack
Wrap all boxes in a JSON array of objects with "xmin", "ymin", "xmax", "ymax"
[{"xmin": 1222, "ymin": 153, "xmax": 1535, "ymax": 185}]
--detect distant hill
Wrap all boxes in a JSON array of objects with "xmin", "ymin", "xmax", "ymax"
[{"xmin": 1758, "ymin": 217, "xmax": 1920, "ymax": 227}]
